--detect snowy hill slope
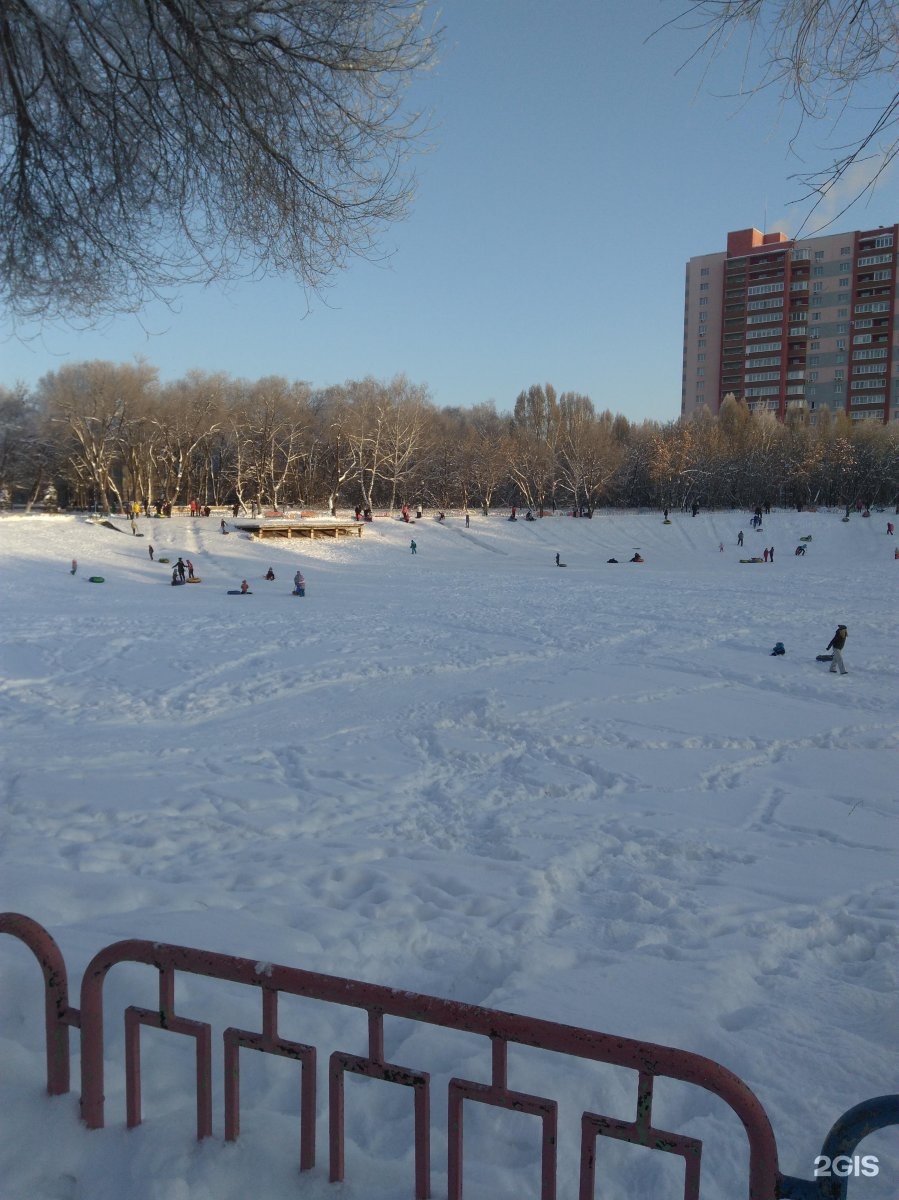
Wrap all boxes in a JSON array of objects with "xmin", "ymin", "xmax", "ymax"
[{"xmin": 0, "ymin": 507, "xmax": 896, "ymax": 1200}]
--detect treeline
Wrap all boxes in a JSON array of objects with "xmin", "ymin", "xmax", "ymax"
[{"xmin": 1, "ymin": 362, "xmax": 897, "ymax": 513}]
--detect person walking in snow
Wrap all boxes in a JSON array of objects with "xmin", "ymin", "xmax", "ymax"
[
  {"xmin": 186, "ymin": 558, "xmax": 195, "ymax": 580},
  {"xmin": 763, "ymin": 547, "xmax": 769, "ymax": 563},
  {"xmin": 176, "ymin": 557, "xmax": 186, "ymax": 582},
  {"xmin": 826, "ymin": 624, "xmax": 848, "ymax": 675},
  {"xmin": 737, "ymin": 530, "xmax": 744, "ymax": 547},
  {"xmin": 465, "ymin": 513, "xmax": 470, "ymax": 528},
  {"xmin": 888, "ymin": 522, "xmax": 895, "ymax": 536},
  {"xmin": 410, "ymin": 539, "xmax": 417, "ymax": 555},
  {"xmin": 293, "ymin": 570, "xmax": 305, "ymax": 595},
  {"xmin": 70, "ymin": 559, "xmax": 77, "ymax": 575},
  {"xmin": 555, "ymin": 553, "xmax": 560, "ymax": 566},
  {"xmin": 769, "ymin": 546, "xmax": 774, "ymax": 562},
  {"xmin": 148, "ymin": 544, "xmax": 154, "ymax": 561}
]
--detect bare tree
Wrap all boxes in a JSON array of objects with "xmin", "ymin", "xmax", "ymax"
[
  {"xmin": 671, "ymin": 0, "xmax": 899, "ymax": 221},
  {"xmin": 37, "ymin": 361, "xmax": 156, "ymax": 511},
  {"xmin": 0, "ymin": 1, "xmax": 437, "ymax": 324}
]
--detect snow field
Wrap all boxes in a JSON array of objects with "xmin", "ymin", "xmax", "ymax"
[{"xmin": 0, "ymin": 507, "xmax": 897, "ymax": 1199}]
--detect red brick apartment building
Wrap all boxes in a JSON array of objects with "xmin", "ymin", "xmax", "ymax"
[{"xmin": 682, "ymin": 224, "xmax": 898, "ymax": 423}]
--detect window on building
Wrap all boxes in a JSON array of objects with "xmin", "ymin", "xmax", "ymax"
[
  {"xmin": 809, "ymin": 356, "xmax": 819, "ymax": 366},
  {"xmin": 810, "ymin": 341, "xmax": 820, "ymax": 350},
  {"xmin": 840, "ymin": 245, "xmax": 851, "ymax": 255},
  {"xmin": 874, "ymin": 234, "xmax": 894, "ymax": 248},
  {"xmin": 839, "ymin": 261, "xmax": 851, "ymax": 272},
  {"xmin": 700, "ymin": 282, "xmax": 709, "ymax": 290},
  {"xmin": 700, "ymin": 266, "xmax": 710, "ymax": 275},
  {"xmin": 812, "ymin": 281, "xmax": 823, "ymax": 291},
  {"xmin": 813, "ymin": 266, "xmax": 824, "ymax": 276},
  {"xmin": 836, "ymin": 324, "xmax": 848, "ymax": 334},
  {"xmin": 814, "ymin": 251, "xmax": 825, "ymax": 261},
  {"xmin": 699, "ymin": 297, "xmax": 708, "ymax": 305},
  {"xmin": 838, "ymin": 308, "xmax": 848, "ymax": 318},
  {"xmin": 836, "ymin": 339, "xmax": 845, "ymax": 350},
  {"xmin": 698, "ymin": 326, "xmax": 706, "ymax": 336}
]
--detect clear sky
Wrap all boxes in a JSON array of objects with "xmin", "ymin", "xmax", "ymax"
[{"xmin": 2, "ymin": 1, "xmax": 896, "ymax": 422}]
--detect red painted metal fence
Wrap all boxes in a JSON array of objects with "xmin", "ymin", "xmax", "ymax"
[{"xmin": 1, "ymin": 913, "xmax": 892, "ymax": 1199}]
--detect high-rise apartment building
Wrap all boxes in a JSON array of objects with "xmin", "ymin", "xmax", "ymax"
[{"xmin": 682, "ymin": 224, "xmax": 898, "ymax": 423}]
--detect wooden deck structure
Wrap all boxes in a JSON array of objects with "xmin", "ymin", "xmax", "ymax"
[{"xmin": 232, "ymin": 519, "xmax": 363, "ymax": 540}]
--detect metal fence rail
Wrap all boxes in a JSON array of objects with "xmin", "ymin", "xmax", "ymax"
[{"xmin": 1, "ymin": 912, "xmax": 894, "ymax": 1199}]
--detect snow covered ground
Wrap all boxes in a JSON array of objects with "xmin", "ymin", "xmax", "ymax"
[{"xmin": 0, "ymin": 506, "xmax": 896, "ymax": 1200}]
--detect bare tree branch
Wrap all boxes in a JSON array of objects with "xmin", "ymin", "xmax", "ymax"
[
  {"xmin": 664, "ymin": 0, "xmax": 899, "ymax": 225},
  {"xmin": 0, "ymin": 1, "xmax": 438, "ymax": 323}
]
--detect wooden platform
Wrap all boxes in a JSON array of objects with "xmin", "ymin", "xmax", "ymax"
[{"xmin": 232, "ymin": 519, "xmax": 362, "ymax": 540}]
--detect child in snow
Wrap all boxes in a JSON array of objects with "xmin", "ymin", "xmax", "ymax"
[
  {"xmin": 148, "ymin": 545, "xmax": 154, "ymax": 560},
  {"xmin": 410, "ymin": 539, "xmax": 417, "ymax": 554},
  {"xmin": 186, "ymin": 559, "xmax": 195, "ymax": 580},
  {"xmin": 240, "ymin": 579, "xmax": 250, "ymax": 594},
  {"xmin": 825, "ymin": 624, "xmax": 848, "ymax": 675},
  {"xmin": 293, "ymin": 571, "xmax": 305, "ymax": 596},
  {"xmin": 70, "ymin": 559, "xmax": 77, "ymax": 575},
  {"xmin": 265, "ymin": 567, "xmax": 275, "ymax": 580}
]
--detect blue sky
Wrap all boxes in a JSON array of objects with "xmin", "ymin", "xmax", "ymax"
[{"xmin": 2, "ymin": 1, "xmax": 896, "ymax": 422}]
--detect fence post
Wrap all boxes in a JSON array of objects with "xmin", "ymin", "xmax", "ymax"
[{"xmin": 0, "ymin": 913, "xmax": 72, "ymax": 1096}]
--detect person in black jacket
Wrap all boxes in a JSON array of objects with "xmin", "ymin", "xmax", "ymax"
[{"xmin": 826, "ymin": 624, "xmax": 848, "ymax": 675}]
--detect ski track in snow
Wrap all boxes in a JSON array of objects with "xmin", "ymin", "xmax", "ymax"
[{"xmin": 0, "ymin": 508, "xmax": 897, "ymax": 1199}]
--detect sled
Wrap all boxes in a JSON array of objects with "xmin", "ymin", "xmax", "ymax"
[
  {"xmin": 663, "ymin": 519, "xmax": 672, "ymax": 524},
  {"xmin": 187, "ymin": 578, "xmax": 202, "ymax": 583},
  {"xmin": 157, "ymin": 557, "xmax": 171, "ymax": 563},
  {"xmin": 816, "ymin": 654, "xmax": 834, "ymax": 662},
  {"xmin": 799, "ymin": 535, "xmax": 812, "ymax": 542},
  {"xmin": 227, "ymin": 590, "xmax": 252, "ymax": 595},
  {"xmin": 87, "ymin": 576, "xmax": 105, "ymax": 583},
  {"xmin": 739, "ymin": 558, "xmax": 764, "ymax": 564}
]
